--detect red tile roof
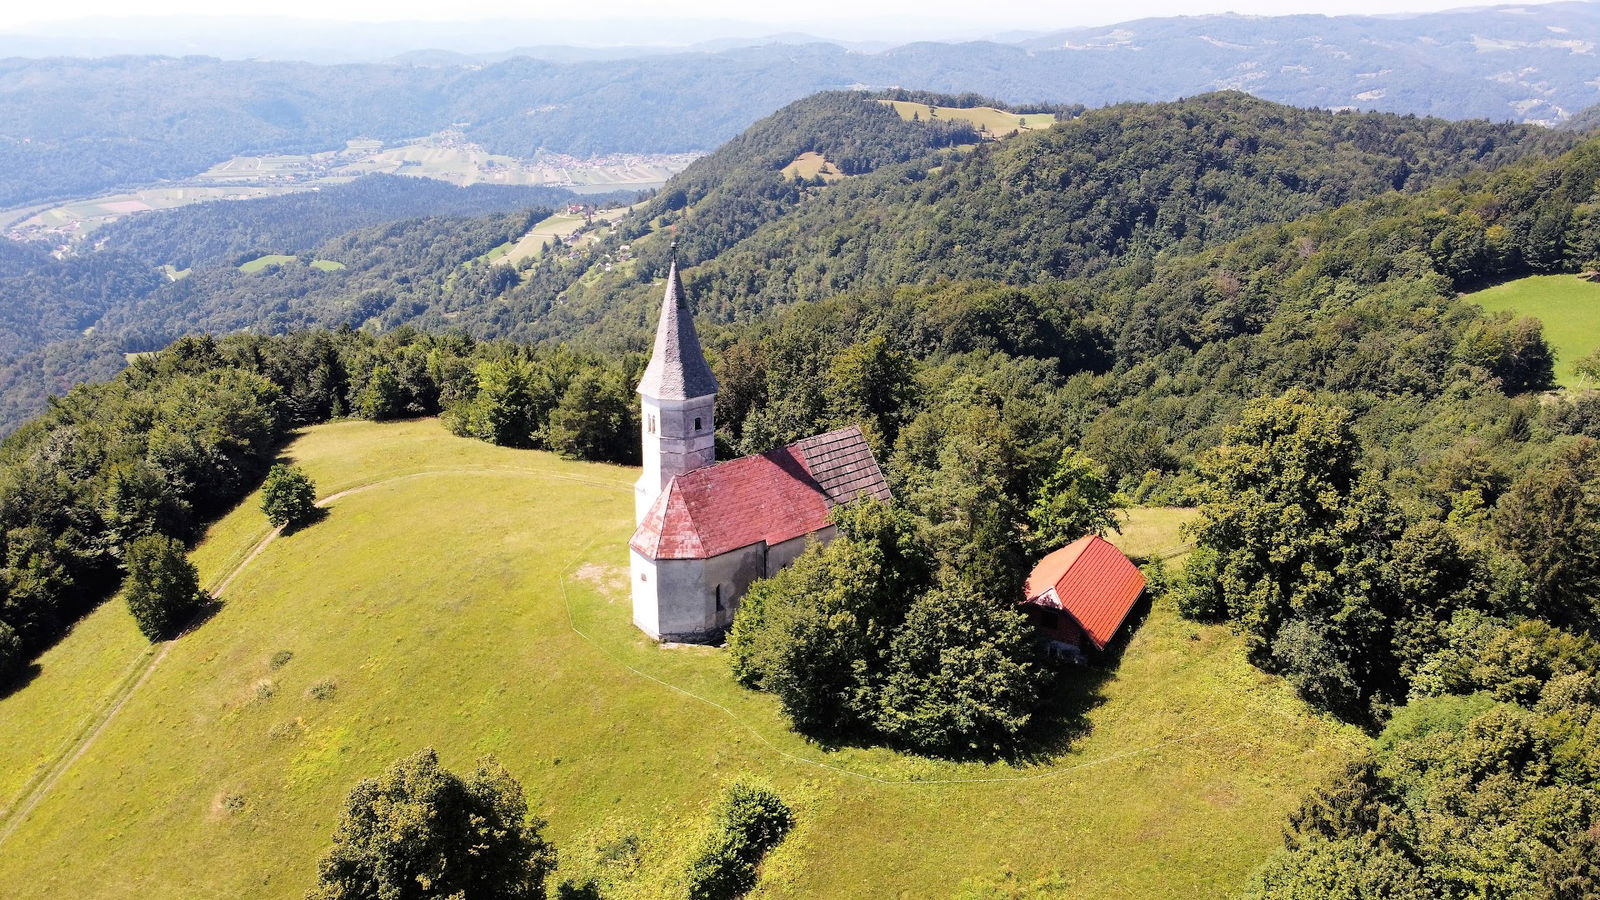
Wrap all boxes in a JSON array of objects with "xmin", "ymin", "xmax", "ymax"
[
  {"xmin": 631, "ymin": 426, "xmax": 890, "ymax": 561},
  {"xmin": 1023, "ymin": 535, "xmax": 1145, "ymax": 650}
]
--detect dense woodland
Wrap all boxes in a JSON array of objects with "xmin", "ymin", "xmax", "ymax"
[
  {"xmin": 4, "ymin": 85, "xmax": 1600, "ymax": 893},
  {"xmin": 493, "ymin": 91, "xmax": 1578, "ymax": 350}
]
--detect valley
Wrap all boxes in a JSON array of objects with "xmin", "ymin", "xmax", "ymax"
[{"xmin": 4, "ymin": 133, "xmax": 695, "ymax": 246}]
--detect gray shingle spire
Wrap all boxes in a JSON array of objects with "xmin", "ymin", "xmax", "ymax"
[{"xmin": 637, "ymin": 258, "xmax": 719, "ymax": 400}]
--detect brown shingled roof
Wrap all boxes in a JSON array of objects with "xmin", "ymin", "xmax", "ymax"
[
  {"xmin": 631, "ymin": 425, "xmax": 890, "ymax": 561},
  {"xmin": 636, "ymin": 260, "xmax": 719, "ymax": 400}
]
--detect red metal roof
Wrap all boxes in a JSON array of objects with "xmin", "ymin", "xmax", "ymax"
[
  {"xmin": 630, "ymin": 426, "xmax": 890, "ymax": 561},
  {"xmin": 1023, "ymin": 535, "xmax": 1145, "ymax": 650}
]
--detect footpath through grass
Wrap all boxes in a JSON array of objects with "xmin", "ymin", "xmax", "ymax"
[
  {"xmin": 1466, "ymin": 273, "xmax": 1600, "ymax": 387},
  {"xmin": 0, "ymin": 420, "xmax": 1361, "ymax": 898}
]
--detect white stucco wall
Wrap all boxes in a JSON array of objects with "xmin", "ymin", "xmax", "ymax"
[
  {"xmin": 765, "ymin": 527, "xmax": 832, "ymax": 577},
  {"xmin": 636, "ymin": 392, "xmax": 716, "ymax": 523},
  {"xmin": 633, "ymin": 518, "xmax": 846, "ymax": 644}
]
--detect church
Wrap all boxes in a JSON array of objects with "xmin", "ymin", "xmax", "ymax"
[{"xmin": 628, "ymin": 259, "xmax": 890, "ymax": 643}]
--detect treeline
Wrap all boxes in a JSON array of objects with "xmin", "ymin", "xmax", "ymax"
[
  {"xmin": 0, "ymin": 93, "xmax": 1575, "ymax": 433},
  {"xmin": 871, "ymin": 87, "xmax": 1084, "ymax": 118},
  {"xmin": 0, "ymin": 206, "xmax": 551, "ymax": 433},
  {"xmin": 0, "ymin": 175, "xmax": 608, "ymax": 432},
  {"xmin": 1188, "ymin": 392, "xmax": 1600, "ymax": 898},
  {"xmin": 0, "ymin": 328, "xmax": 639, "ymax": 677}
]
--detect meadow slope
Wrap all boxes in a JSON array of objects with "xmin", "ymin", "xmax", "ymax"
[{"xmin": 0, "ymin": 420, "xmax": 1362, "ymax": 898}]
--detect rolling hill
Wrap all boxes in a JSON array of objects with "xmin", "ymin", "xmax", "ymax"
[
  {"xmin": 0, "ymin": 418, "xmax": 1361, "ymax": 898},
  {"xmin": 0, "ymin": 90, "xmax": 1580, "ymax": 435}
]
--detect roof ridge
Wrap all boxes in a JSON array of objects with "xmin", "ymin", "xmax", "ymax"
[{"xmin": 636, "ymin": 260, "xmax": 719, "ymax": 401}]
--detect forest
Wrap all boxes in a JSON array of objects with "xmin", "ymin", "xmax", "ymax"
[{"xmin": 0, "ymin": 177, "xmax": 597, "ymax": 433}]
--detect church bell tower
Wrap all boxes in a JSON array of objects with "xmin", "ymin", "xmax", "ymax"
[{"xmin": 635, "ymin": 254, "xmax": 718, "ymax": 523}]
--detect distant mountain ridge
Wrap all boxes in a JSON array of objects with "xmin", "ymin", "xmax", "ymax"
[{"xmin": 3, "ymin": 3, "xmax": 1600, "ymax": 210}]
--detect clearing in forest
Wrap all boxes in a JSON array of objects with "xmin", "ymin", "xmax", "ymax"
[
  {"xmin": 878, "ymin": 99, "xmax": 1058, "ymax": 136},
  {"xmin": 780, "ymin": 151, "xmax": 847, "ymax": 182},
  {"xmin": 237, "ymin": 254, "xmax": 346, "ymax": 273},
  {"xmin": 0, "ymin": 419, "xmax": 1359, "ymax": 899},
  {"xmin": 1466, "ymin": 273, "xmax": 1600, "ymax": 387}
]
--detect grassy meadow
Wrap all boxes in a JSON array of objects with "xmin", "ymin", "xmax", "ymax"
[
  {"xmin": 1466, "ymin": 273, "xmax": 1600, "ymax": 387},
  {"xmin": 780, "ymin": 151, "xmax": 846, "ymax": 183},
  {"xmin": 879, "ymin": 99, "xmax": 1058, "ymax": 136},
  {"xmin": 0, "ymin": 420, "xmax": 1361, "ymax": 898},
  {"xmin": 237, "ymin": 254, "xmax": 346, "ymax": 273}
]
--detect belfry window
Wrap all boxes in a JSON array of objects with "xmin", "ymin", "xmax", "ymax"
[
  {"xmin": 694, "ymin": 417, "xmax": 703, "ymax": 432},
  {"xmin": 648, "ymin": 415, "xmax": 656, "ymax": 434}
]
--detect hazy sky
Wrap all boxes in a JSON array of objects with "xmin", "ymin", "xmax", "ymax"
[{"xmin": 1, "ymin": 0, "xmax": 1577, "ymax": 36}]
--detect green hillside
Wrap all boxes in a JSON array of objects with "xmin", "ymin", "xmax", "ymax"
[
  {"xmin": 1466, "ymin": 274, "xmax": 1600, "ymax": 387},
  {"xmin": 0, "ymin": 419, "xmax": 1360, "ymax": 898}
]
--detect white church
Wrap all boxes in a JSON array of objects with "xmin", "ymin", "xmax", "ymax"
[{"xmin": 628, "ymin": 259, "xmax": 891, "ymax": 643}]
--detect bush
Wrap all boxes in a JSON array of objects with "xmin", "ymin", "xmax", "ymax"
[
  {"xmin": 685, "ymin": 781, "xmax": 795, "ymax": 900},
  {"xmin": 123, "ymin": 534, "xmax": 203, "ymax": 641},
  {"xmin": 0, "ymin": 620, "xmax": 22, "ymax": 684},
  {"xmin": 260, "ymin": 463, "xmax": 317, "ymax": 528}
]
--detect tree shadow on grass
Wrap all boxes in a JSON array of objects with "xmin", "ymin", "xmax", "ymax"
[
  {"xmin": 168, "ymin": 595, "xmax": 225, "ymax": 641},
  {"xmin": 0, "ymin": 663, "xmax": 43, "ymax": 702},
  {"xmin": 280, "ymin": 506, "xmax": 330, "ymax": 537},
  {"xmin": 1009, "ymin": 589, "xmax": 1156, "ymax": 765}
]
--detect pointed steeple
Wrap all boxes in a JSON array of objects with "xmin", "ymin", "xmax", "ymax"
[{"xmin": 637, "ymin": 254, "xmax": 718, "ymax": 400}]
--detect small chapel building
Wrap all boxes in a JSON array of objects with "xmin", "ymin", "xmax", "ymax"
[{"xmin": 629, "ymin": 259, "xmax": 890, "ymax": 643}]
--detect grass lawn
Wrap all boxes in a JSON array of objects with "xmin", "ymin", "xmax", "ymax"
[
  {"xmin": 1465, "ymin": 273, "xmax": 1600, "ymax": 387},
  {"xmin": 879, "ymin": 99, "xmax": 1058, "ymax": 136},
  {"xmin": 237, "ymin": 254, "xmax": 297, "ymax": 273},
  {"xmin": 0, "ymin": 420, "xmax": 1360, "ymax": 898},
  {"xmin": 1113, "ymin": 507, "xmax": 1201, "ymax": 561}
]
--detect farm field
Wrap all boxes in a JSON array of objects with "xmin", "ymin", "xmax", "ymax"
[
  {"xmin": 0, "ymin": 420, "xmax": 1361, "ymax": 898},
  {"xmin": 502, "ymin": 204, "xmax": 635, "ymax": 265},
  {"xmin": 878, "ymin": 99, "xmax": 1058, "ymax": 136},
  {"xmin": 1466, "ymin": 273, "xmax": 1600, "ymax": 387}
]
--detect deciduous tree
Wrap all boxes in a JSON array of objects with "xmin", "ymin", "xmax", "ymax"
[{"xmin": 309, "ymin": 748, "xmax": 556, "ymax": 900}]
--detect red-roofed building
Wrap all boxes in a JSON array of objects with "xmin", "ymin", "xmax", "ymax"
[
  {"xmin": 1022, "ymin": 535, "xmax": 1146, "ymax": 651},
  {"xmin": 629, "ymin": 258, "xmax": 890, "ymax": 643}
]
